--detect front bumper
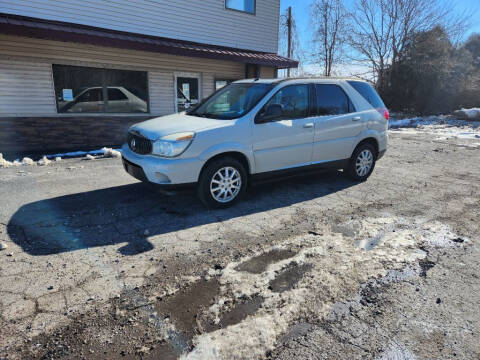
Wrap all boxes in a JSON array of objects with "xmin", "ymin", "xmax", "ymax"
[{"xmin": 121, "ymin": 144, "xmax": 204, "ymax": 185}]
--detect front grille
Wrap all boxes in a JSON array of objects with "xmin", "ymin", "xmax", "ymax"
[{"xmin": 127, "ymin": 132, "xmax": 152, "ymax": 155}]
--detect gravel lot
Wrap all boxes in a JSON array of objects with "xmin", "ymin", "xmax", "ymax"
[{"xmin": 0, "ymin": 129, "xmax": 479, "ymax": 360}]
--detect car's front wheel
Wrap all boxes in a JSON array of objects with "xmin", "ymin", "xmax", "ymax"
[
  {"xmin": 346, "ymin": 143, "xmax": 376, "ymax": 181},
  {"xmin": 197, "ymin": 157, "xmax": 247, "ymax": 208}
]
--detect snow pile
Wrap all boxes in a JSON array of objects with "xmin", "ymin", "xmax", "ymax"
[
  {"xmin": 21, "ymin": 157, "xmax": 35, "ymax": 166},
  {"xmin": 0, "ymin": 153, "xmax": 13, "ymax": 168},
  {"xmin": 101, "ymin": 147, "xmax": 122, "ymax": 158},
  {"xmin": 453, "ymin": 107, "xmax": 480, "ymax": 120},
  {"xmin": 37, "ymin": 156, "xmax": 52, "ymax": 166}
]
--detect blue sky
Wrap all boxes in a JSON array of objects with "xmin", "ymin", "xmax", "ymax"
[{"xmin": 280, "ymin": 0, "xmax": 480, "ymax": 57}]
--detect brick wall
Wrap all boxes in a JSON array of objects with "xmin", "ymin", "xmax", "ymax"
[{"xmin": 0, "ymin": 116, "xmax": 153, "ymax": 157}]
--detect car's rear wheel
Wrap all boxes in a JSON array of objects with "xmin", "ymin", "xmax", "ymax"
[
  {"xmin": 346, "ymin": 143, "xmax": 376, "ymax": 181},
  {"xmin": 198, "ymin": 157, "xmax": 247, "ymax": 208}
]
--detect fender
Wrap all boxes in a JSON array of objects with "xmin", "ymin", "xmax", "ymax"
[
  {"xmin": 349, "ymin": 129, "xmax": 381, "ymax": 156},
  {"xmin": 198, "ymin": 141, "xmax": 255, "ymax": 174}
]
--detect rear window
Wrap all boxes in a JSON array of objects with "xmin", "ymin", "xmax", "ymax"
[{"xmin": 347, "ymin": 81, "xmax": 385, "ymax": 108}]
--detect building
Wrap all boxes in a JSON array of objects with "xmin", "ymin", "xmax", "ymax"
[{"xmin": 0, "ymin": 0, "xmax": 297, "ymax": 156}]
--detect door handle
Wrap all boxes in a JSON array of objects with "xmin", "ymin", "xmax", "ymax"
[
  {"xmin": 303, "ymin": 123, "xmax": 314, "ymax": 128},
  {"xmin": 352, "ymin": 116, "xmax": 361, "ymax": 121}
]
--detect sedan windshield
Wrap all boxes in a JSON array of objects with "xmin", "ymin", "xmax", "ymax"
[{"xmin": 188, "ymin": 83, "xmax": 273, "ymax": 120}]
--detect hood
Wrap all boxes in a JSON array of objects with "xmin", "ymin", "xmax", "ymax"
[{"xmin": 129, "ymin": 113, "xmax": 232, "ymax": 140}]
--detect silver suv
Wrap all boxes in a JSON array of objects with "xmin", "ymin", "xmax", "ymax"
[{"xmin": 122, "ymin": 78, "xmax": 388, "ymax": 208}]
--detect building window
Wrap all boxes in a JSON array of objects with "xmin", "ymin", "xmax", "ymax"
[
  {"xmin": 52, "ymin": 64, "xmax": 149, "ymax": 114},
  {"xmin": 225, "ymin": 0, "xmax": 255, "ymax": 14},
  {"xmin": 215, "ymin": 79, "xmax": 236, "ymax": 91}
]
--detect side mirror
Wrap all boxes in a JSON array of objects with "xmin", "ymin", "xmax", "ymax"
[{"xmin": 256, "ymin": 104, "xmax": 283, "ymax": 123}]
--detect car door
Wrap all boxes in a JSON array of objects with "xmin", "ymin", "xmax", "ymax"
[
  {"xmin": 252, "ymin": 84, "xmax": 315, "ymax": 173},
  {"xmin": 312, "ymin": 83, "xmax": 365, "ymax": 162}
]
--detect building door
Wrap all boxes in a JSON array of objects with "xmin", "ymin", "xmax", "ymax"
[{"xmin": 175, "ymin": 73, "xmax": 200, "ymax": 112}]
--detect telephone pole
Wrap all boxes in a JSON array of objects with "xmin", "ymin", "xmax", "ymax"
[{"xmin": 287, "ymin": 6, "xmax": 292, "ymax": 77}]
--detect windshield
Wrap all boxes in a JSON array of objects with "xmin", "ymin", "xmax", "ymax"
[{"xmin": 188, "ymin": 83, "xmax": 274, "ymax": 119}]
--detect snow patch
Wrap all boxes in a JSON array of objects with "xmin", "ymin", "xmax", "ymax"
[
  {"xmin": 453, "ymin": 107, "xmax": 480, "ymax": 120},
  {"xmin": 183, "ymin": 217, "xmax": 460, "ymax": 360},
  {"xmin": 388, "ymin": 114, "xmax": 480, "ymax": 141},
  {"xmin": 85, "ymin": 154, "xmax": 95, "ymax": 160},
  {"xmin": 101, "ymin": 147, "xmax": 122, "ymax": 158},
  {"xmin": 37, "ymin": 156, "xmax": 51, "ymax": 166},
  {"xmin": 377, "ymin": 341, "xmax": 417, "ymax": 360}
]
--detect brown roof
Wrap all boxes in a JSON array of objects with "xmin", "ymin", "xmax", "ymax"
[{"xmin": 0, "ymin": 13, "xmax": 298, "ymax": 69}]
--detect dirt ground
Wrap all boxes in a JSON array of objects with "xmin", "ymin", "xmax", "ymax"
[{"xmin": 0, "ymin": 129, "xmax": 479, "ymax": 360}]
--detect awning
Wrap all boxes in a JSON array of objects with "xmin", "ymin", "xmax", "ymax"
[{"xmin": 0, "ymin": 13, "xmax": 298, "ymax": 69}]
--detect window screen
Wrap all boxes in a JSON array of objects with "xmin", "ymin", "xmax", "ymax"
[
  {"xmin": 315, "ymin": 84, "xmax": 353, "ymax": 115},
  {"xmin": 52, "ymin": 64, "xmax": 148, "ymax": 113}
]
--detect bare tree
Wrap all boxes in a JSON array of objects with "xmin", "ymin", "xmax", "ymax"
[
  {"xmin": 311, "ymin": 0, "xmax": 347, "ymax": 76},
  {"xmin": 347, "ymin": 0, "xmax": 471, "ymax": 87}
]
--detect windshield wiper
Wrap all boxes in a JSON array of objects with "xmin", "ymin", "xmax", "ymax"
[{"xmin": 190, "ymin": 112, "xmax": 221, "ymax": 119}]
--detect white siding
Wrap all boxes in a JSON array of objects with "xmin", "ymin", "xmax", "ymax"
[
  {"xmin": 149, "ymin": 71, "xmax": 175, "ymax": 115},
  {"xmin": 0, "ymin": 58, "xmax": 56, "ymax": 115},
  {"xmin": 0, "ymin": 0, "xmax": 280, "ymax": 53},
  {"xmin": 0, "ymin": 35, "xmax": 245, "ymax": 116}
]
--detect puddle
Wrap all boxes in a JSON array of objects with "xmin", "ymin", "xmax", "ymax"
[
  {"xmin": 204, "ymin": 296, "xmax": 264, "ymax": 332},
  {"xmin": 269, "ymin": 263, "xmax": 312, "ymax": 293},
  {"xmin": 235, "ymin": 249, "xmax": 297, "ymax": 274},
  {"xmin": 155, "ymin": 278, "xmax": 220, "ymax": 346}
]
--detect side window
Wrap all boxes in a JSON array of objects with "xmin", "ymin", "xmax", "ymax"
[
  {"xmin": 257, "ymin": 84, "xmax": 308, "ymax": 122},
  {"xmin": 78, "ymin": 88, "xmax": 103, "ymax": 103},
  {"xmin": 108, "ymin": 88, "xmax": 128, "ymax": 101},
  {"xmin": 315, "ymin": 84, "xmax": 354, "ymax": 116}
]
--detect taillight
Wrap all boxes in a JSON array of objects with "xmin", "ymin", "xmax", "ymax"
[{"xmin": 376, "ymin": 107, "xmax": 389, "ymax": 120}]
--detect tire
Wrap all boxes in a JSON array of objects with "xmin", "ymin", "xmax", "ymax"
[
  {"xmin": 346, "ymin": 143, "xmax": 377, "ymax": 181},
  {"xmin": 197, "ymin": 157, "xmax": 247, "ymax": 208}
]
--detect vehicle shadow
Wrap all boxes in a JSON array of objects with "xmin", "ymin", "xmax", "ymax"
[{"xmin": 7, "ymin": 170, "xmax": 356, "ymax": 256}]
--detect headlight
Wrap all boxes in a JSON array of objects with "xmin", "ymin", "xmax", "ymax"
[{"xmin": 151, "ymin": 132, "xmax": 195, "ymax": 157}]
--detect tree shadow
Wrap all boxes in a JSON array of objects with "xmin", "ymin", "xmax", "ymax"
[{"xmin": 7, "ymin": 170, "xmax": 356, "ymax": 256}]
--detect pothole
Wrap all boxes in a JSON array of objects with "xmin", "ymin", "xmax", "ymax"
[
  {"xmin": 235, "ymin": 249, "xmax": 297, "ymax": 274},
  {"xmin": 268, "ymin": 262, "xmax": 313, "ymax": 293},
  {"xmin": 155, "ymin": 278, "xmax": 221, "ymax": 347}
]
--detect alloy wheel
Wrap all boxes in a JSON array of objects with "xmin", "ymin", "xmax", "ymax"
[
  {"xmin": 210, "ymin": 166, "xmax": 242, "ymax": 203},
  {"xmin": 355, "ymin": 149, "xmax": 373, "ymax": 177}
]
